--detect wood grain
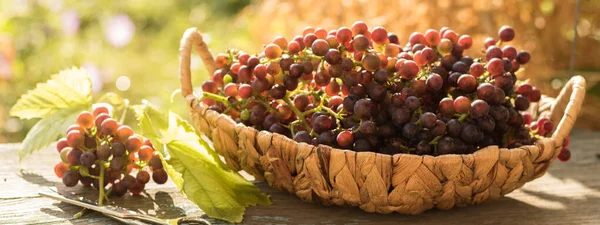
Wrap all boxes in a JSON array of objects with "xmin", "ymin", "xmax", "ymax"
[{"xmin": 1, "ymin": 129, "xmax": 599, "ymax": 225}]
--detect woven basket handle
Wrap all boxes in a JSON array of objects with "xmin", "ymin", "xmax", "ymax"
[
  {"xmin": 179, "ymin": 28, "xmax": 217, "ymax": 99},
  {"xmin": 549, "ymin": 75, "xmax": 586, "ymax": 147}
]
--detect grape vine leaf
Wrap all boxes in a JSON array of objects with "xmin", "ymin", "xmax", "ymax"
[
  {"xmin": 10, "ymin": 67, "xmax": 92, "ymax": 119},
  {"xmin": 9, "ymin": 67, "xmax": 92, "ymax": 159},
  {"xmin": 133, "ymin": 102, "xmax": 271, "ymax": 223}
]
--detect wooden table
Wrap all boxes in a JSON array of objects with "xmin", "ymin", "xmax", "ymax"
[{"xmin": 1, "ymin": 128, "xmax": 599, "ymax": 225}]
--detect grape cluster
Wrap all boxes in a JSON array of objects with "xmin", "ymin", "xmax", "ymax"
[
  {"xmin": 201, "ymin": 22, "xmax": 554, "ymax": 156},
  {"xmin": 54, "ymin": 105, "xmax": 168, "ymax": 195}
]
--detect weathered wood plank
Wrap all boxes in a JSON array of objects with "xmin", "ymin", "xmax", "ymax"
[{"xmin": 0, "ymin": 129, "xmax": 598, "ymax": 224}]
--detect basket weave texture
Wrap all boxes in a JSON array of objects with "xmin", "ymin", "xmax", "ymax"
[{"xmin": 178, "ymin": 28, "xmax": 586, "ymax": 214}]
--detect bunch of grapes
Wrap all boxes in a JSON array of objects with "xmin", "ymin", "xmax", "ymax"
[
  {"xmin": 53, "ymin": 105, "xmax": 168, "ymax": 195},
  {"xmin": 200, "ymin": 22, "xmax": 557, "ymax": 156}
]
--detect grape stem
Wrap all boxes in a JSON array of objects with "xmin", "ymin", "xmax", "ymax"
[
  {"xmin": 429, "ymin": 135, "xmax": 442, "ymax": 145},
  {"xmin": 201, "ymin": 92, "xmax": 230, "ymax": 106},
  {"xmin": 73, "ymin": 208, "xmax": 89, "ymax": 219},
  {"xmin": 458, "ymin": 113, "xmax": 469, "ymax": 123},
  {"xmin": 98, "ymin": 164, "xmax": 106, "ymax": 206}
]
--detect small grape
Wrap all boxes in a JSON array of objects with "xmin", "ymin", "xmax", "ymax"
[
  {"xmin": 514, "ymin": 95, "xmax": 530, "ymax": 111},
  {"xmin": 116, "ymin": 125, "xmax": 134, "ymax": 142},
  {"xmin": 56, "ymin": 138, "xmax": 69, "ymax": 153},
  {"xmin": 354, "ymin": 99, "xmax": 373, "ymax": 120},
  {"xmin": 528, "ymin": 87, "xmax": 541, "ymax": 102},
  {"xmin": 77, "ymin": 112, "xmax": 94, "ymax": 129},
  {"xmin": 447, "ymin": 119, "xmax": 462, "ymax": 138},
  {"xmin": 67, "ymin": 130, "xmax": 84, "ymax": 147},
  {"xmin": 293, "ymin": 131, "xmax": 312, "ymax": 144},
  {"xmin": 426, "ymin": 73, "xmax": 443, "ymax": 92},
  {"xmin": 264, "ymin": 44, "xmax": 282, "ymax": 59},
  {"xmin": 336, "ymin": 130, "xmax": 354, "ymax": 148},
  {"xmin": 324, "ymin": 49, "xmax": 342, "ymax": 65},
  {"xmin": 420, "ymin": 112, "xmax": 437, "ymax": 129},
  {"xmin": 136, "ymin": 170, "xmax": 151, "ymax": 184},
  {"xmin": 452, "ymin": 61, "xmax": 468, "ymax": 73},
  {"xmin": 498, "ymin": 26, "xmax": 515, "ymax": 42},
  {"xmin": 153, "ymin": 168, "xmax": 169, "ymax": 184},
  {"xmin": 487, "ymin": 58, "xmax": 504, "ymax": 76},
  {"xmin": 325, "ymin": 81, "xmax": 341, "ymax": 96},
  {"xmin": 100, "ymin": 118, "xmax": 119, "ymax": 136},
  {"xmin": 470, "ymin": 100, "xmax": 490, "ymax": 119},
  {"xmin": 437, "ymin": 137, "xmax": 456, "ymax": 155},
  {"xmin": 457, "ymin": 74, "xmax": 477, "ymax": 93},
  {"xmin": 352, "ymin": 34, "xmax": 370, "ymax": 52},
  {"xmin": 92, "ymin": 105, "xmax": 111, "ymax": 118},
  {"xmin": 388, "ymin": 32, "xmax": 399, "ymax": 44},
  {"xmin": 400, "ymin": 60, "xmax": 419, "ymax": 79},
  {"xmin": 484, "ymin": 37, "xmax": 496, "ymax": 49},
  {"xmin": 313, "ymin": 115, "xmax": 333, "ymax": 133},
  {"xmin": 54, "ymin": 162, "xmax": 69, "ymax": 178},
  {"xmin": 129, "ymin": 181, "xmax": 146, "ymax": 195},
  {"xmin": 437, "ymin": 38, "xmax": 453, "ymax": 55},
  {"xmin": 353, "ymin": 139, "xmax": 372, "ymax": 152},
  {"xmin": 453, "ymin": 96, "xmax": 471, "ymax": 114},
  {"xmin": 405, "ymin": 96, "xmax": 420, "ymax": 111},
  {"xmin": 516, "ymin": 51, "xmax": 531, "ymax": 64},
  {"xmin": 461, "ymin": 124, "xmax": 483, "ymax": 144},
  {"xmin": 476, "ymin": 83, "xmax": 495, "ymax": 102},
  {"xmin": 110, "ymin": 156, "xmax": 125, "ymax": 171},
  {"xmin": 371, "ymin": 26, "xmax": 388, "ymax": 44},
  {"xmin": 458, "ymin": 35, "xmax": 472, "ymax": 49},
  {"xmin": 62, "ymin": 170, "xmax": 80, "ymax": 187},
  {"xmin": 336, "ymin": 27, "xmax": 352, "ymax": 44},
  {"xmin": 362, "ymin": 53, "xmax": 381, "ymax": 72},
  {"xmin": 424, "ymin": 29, "xmax": 440, "ymax": 46},
  {"xmin": 60, "ymin": 147, "xmax": 71, "ymax": 163},
  {"xmin": 359, "ymin": 120, "xmax": 377, "ymax": 135},
  {"xmin": 67, "ymin": 148, "xmax": 83, "ymax": 165},
  {"xmin": 431, "ymin": 120, "xmax": 447, "ymax": 136},
  {"xmin": 125, "ymin": 136, "xmax": 143, "ymax": 153},
  {"xmin": 409, "ymin": 32, "xmax": 426, "ymax": 46},
  {"xmin": 138, "ymin": 145, "xmax": 154, "ymax": 161},
  {"xmin": 80, "ymin": 152, "xmax": 96, "ymax": 168},
  {"xmin": 97, "ymin": 144, "xmax": 112, "ymax": 161},
  {"xmin": 439, "ymin": 97, "xmax": 455, "ymax": 116},
  {"xmin": 112, "ymin": 141, "xmax": 126, "ymax": 157},
  {"xmin": 558, "ymin": 148, "xmax": 571, "ymax": 162},
  {"xmin": 149, "ymin": 153, "xmax": 163, "ymax": 170}
]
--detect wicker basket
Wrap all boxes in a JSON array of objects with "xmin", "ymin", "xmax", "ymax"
[{"xmin": 178, "ymin": 28, "xmax": 586, "ymax": 214}]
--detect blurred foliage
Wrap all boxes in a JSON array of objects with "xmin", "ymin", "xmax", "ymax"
[
  {"xmin": 0, "ymin": 0, "xmax": 252, "ymax": 142},
  {"xmin": 1, "ymin": 0, "xmax": 600, "ymax": 142}
]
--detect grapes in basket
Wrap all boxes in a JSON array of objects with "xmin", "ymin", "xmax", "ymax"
[
  {"xmin": 53, "ymin": 105, "xmax": 168, "ymax": 195},
  {"xmin": 200, "ymin": 22, "xmax": 556, "ymax": 156}
]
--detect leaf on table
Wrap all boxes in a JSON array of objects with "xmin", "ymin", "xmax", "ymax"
[
  {"xmin": 134, "ymin": 102, "xmax": 270, "ymax": 223},
  {"xmin": 9, "ymin": 67, "xmax": 92, "ymax": 119}
]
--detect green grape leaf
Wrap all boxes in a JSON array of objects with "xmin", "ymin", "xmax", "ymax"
[
  {"xmin": 10, "ymin": 67, "xmax": 93, "ymax": 160},
  {"xmin": 19, "ymin": 108, "xmax": 81, "ymax": 159},
  {"xmin": 134, "ymin": 102, "xmax": 270, "ymax": 223},
  {"xmin": 9, "ymin": 67, "xmax": 92, "ymax": 119}
]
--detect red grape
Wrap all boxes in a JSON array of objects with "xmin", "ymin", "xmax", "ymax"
[
  {"xmin": 458, "ymin": 35, "xmax": 472, "ymax": 49},
  {"xmin": 498, "ymin": 26, "xmax": 515, "ymax": 42},
  {"xmin": 336, "ymin": 130, "xmax": 354, "ymax": 148},
  {"xmin": 54, "ymin": 162, "xmax": 69, "ymax": 178},
  {"xmin": 371, "ymin": 26, "xmax": 388, "ymax": 44},
  {"xmin": 454, "ymin": 96, "xmax": 471, "ymax": 114},
  {"xmin": 264, "ymin": 44, "xmax": 282, "ymax": 59}
]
